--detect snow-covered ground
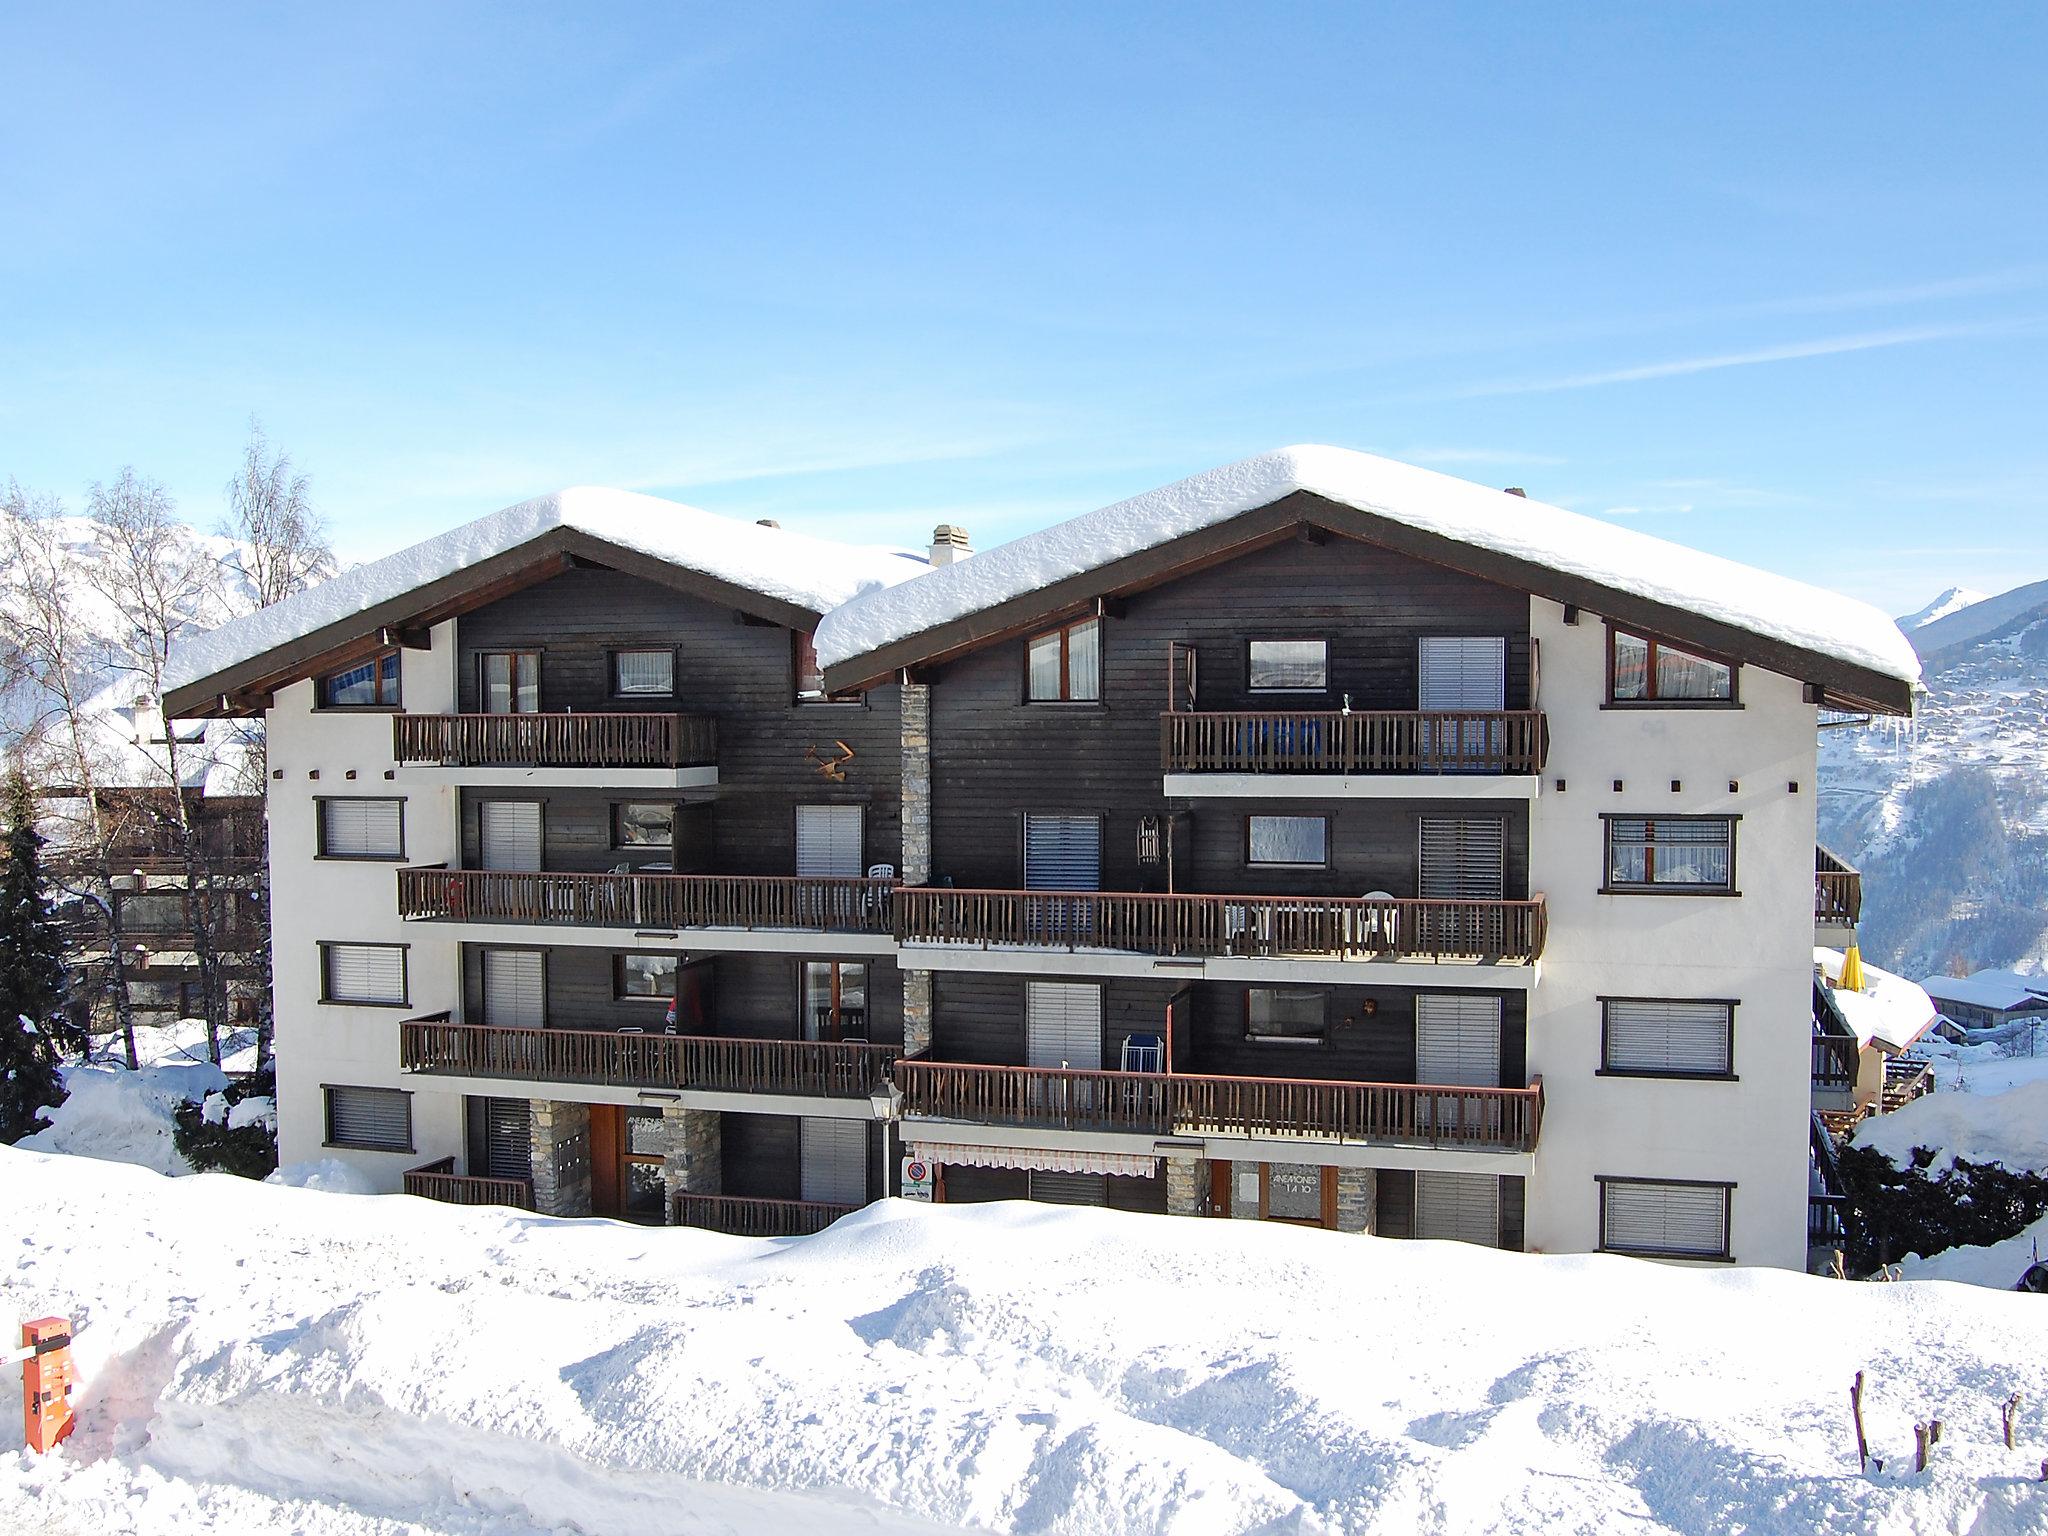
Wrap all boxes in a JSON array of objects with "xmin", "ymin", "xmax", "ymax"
[
  {"xmin": 17, "ymin": 1025, "xmax": 261, "ymax": 1178},
  {"xmin": 4, "ymin": 1150, "xmax": 2047, "ymax": 1536}
]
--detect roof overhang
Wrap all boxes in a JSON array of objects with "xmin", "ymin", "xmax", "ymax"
[
  {"xmin": 820, "ymin": 490, "xmax": 1916, "ymax": 715},
  {"xmin": 164, "ymin": 526, "xmax": 824, "ymax": 719}
]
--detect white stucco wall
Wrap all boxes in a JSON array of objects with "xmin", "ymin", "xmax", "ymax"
[
  {"xmin": 1524, "ymin": 598, "xmax": 1817, "ymax": 1269},
  {"xmin": 268, "ymin": 623, "xmax": 466, "ymax": 1189}
]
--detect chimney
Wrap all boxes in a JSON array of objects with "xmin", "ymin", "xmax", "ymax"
[
  {"xmin": 1503, "ymin": 487, "xmax": 1527, "ymax": 498},
  {"xmin": 929, "ymin": 523, "xmax": 972, "ymax": 567},
  {"xmin": 755, "ymin": 518, "xmax": 781, "ymax": 529}
]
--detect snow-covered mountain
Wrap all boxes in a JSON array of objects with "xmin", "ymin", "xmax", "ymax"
[
  {"xmin": 1894, "ymin": 585, "xmax": 1987, "ymax": 632},
  {"xmin": 1820, "ymin": 576, "xmax": 2048, "ymax": 980}
]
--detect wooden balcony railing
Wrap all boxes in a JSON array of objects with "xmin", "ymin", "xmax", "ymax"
[
  {"xmin": 897, "ymin": 1058, "xmax": 1544, "ymax": 1151},
  {"xmin": 673, "ymin": 1192, "xmax": 858, "ymax": 1237},
  {"xmin": 894, "ymin": 887, "xmax": 1545, "ymax": 964},
  {"xmin": 394, "ymin": 712, "xmax": 717, "ymax": 769},
  {"xmin": 401, "ymin": 1155, "xmax": 535, "ymax": 1210},
  {"xmin": 400, "ymin": 1019, "xmax": 898, "ymax": 1098},
  {"xmin": 1162, "ymin": 710, "xmax": 1545, "ymax": 775},
  {"xmin": 1811, "ymin": 1031, "xmax": 1858, "ymax": 1092},
  {"xmin": 397, "ymin": 866, "xmax": 895, "ymax": 934},
  {"xmin": 1815, "ymin": 846, "xmax": 1863, "ymax": 925}
]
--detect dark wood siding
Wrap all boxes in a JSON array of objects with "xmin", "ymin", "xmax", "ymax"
[{"xmin": 722, "ymin": 1112, "xmax": 799, "ymax": 1200}]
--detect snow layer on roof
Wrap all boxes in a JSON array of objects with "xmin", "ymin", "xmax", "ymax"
[
  {"xmin": 165, "ymin": 487, "xmax": 926, "ymax": 693},
  {"xmin": 1817, "ymin": 947, "xmax": 1937, "ymax": 1052},
  {"xmin": 1920, "ymin": 969, "xmax": 2048, "ymax": 1012},
  {"xmin": 814, "ymin": 446, "xmax": 1922, "ymax": 690}
]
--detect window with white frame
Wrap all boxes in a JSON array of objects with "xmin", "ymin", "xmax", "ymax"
[
  {"xmin": 1604, "ymin": 816, "xmax": 1734, "ymax": 891},
  {"xmin": 319, "ymin": 943, "xmax": 408, "ymax": 1006},
  {"xmin": 317, "ymin": 798, "xmax": 405, "ymax": 860},
  {"xmin": 323, "ymin": 1085, "xmax": 412, "ymax": 1151},
  {"xmin": 1247, "ymin": 814, "xmax": 1328, "ymax": 867},
  {"xmin": 1599, "ymin": 1178, "xmax": 1732, "ymax": 1259},
  {"xmin": 1601, "ymin": 999, "xmax": 1734, "ymax": 1077}
]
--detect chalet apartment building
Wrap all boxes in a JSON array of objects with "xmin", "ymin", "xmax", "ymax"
[{"xmin": 162, "ymin": 448, "xmax": 1918, "ymax": 1271}]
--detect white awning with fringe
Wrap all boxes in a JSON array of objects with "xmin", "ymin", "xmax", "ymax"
[{"xmin": 907, "ymin": 1142, "xmax": 1159, "ymax": 1178}]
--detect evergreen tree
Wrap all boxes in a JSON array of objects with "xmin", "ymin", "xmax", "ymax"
[{"xmin": 0, "ymin": 764, "xmax": 69, "ymax": 1142}]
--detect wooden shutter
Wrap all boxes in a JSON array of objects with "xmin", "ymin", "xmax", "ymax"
[
  {"xmin": 1414, "ymin": 1171, "xmax": 1501, "ymax": 1246},
  {"xmin": 1024, "ymin": 814, "xmax": 1102, "ymax": 890},
  {"xmin": 800, "ymin": 1118, "xmax": 868, "ymax": 1205},
  {"xmin": 324, "ymin": 943, "xmax": 406, "ymax": 1004},
  {"xmin": 1602, "ymin": 1179, "xmax": 1729, "ymax": 1256},
  {"xmin": 1026, "ymin": 981, "xmax": 1103, "ymax": 1070},
  {"xmin": 322, "ymin": 799, "xmax": 403, "ymax": 858},
  {"xmin": 1417, "ymin": 637, "xmax": 1506, "ymax": 710},
  {"xmin": 326, "ymin": 1085, "xmax": 410, "ymax": 1149},
  {"xmin": 1604, "ymin": 1000, "xmax": 1732, "ymax": 1075},
  {"xmin": 480, "ymin": 801, "xmax": 542, "ymax": 871},
  {"xmin": 1029, "ymin": 1172, "xmax": 1109, "ymax": 1206},
  {"xmin": 1415, "ymin": 995, "xmax": 1503, "ymax": 1086},
  {"xmin": 796, "ymin": 805, "xmax": 864, "ymax": 877},
  {"xmin": 482, "ymin": 950, "xmax": 545, "ymax": 1029}
]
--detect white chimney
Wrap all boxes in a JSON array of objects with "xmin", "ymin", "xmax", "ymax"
[{"xmin": 929, "ymin": 524, "xmax": 972, "ymax": 567}]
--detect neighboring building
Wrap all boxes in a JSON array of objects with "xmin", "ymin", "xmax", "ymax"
[
  {"xmin": 163, "ymin": 449, "xmax": 1918, "ymax": 1268},
  {"xmin": 1919, "ymin": 969, "xmax": 2048, "ymax": 1033}
]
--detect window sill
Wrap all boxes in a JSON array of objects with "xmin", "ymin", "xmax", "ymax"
[
  {"xmin": 314, "ymin": 853, "xmax": 408, "ymax": 864},
  {"xmin": 317, "ymin": 997, "xmax": 413, "ymax": 1009},
  {"xmin": 323, "ymin": 1139, "xmax": 415, "ymax": 1155},
  {"xmin": 1597, "ymin": 886, "xmax": 1741, "ymax": 898},
  {"xmin": 315, "ymin": 704, "xmax": 403, "ymax": 714},
  {"xmin": 1598, "ymin": 1245, "xmax": 1735, "ymax": 1263},
  {"xmin": 1243, "ymin": 1035, "xmax": 1328, "ymax": 1046},
  {"xmin": 1021, "ymin": 701, "xmax": 1109, "ymax": 711},
  {"xmin": 1599, "ymin": 699, "xmax": 1743, "ymax": 711},
  {"xmin": 1595, "ymin": 1069, "xmax": 1740, "ymax": 1082},
  {"xmin": 796, "ymin": 698, "xmax": 869, "ymax": 709}
]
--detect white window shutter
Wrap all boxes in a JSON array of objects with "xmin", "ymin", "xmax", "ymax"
[
  {"xmin": 796, "ymin": 805, "xmax": 864, "ymax": 877},
  {"xmin": 1415, "ymin": 995, "xmax": 1503, "ymax": 1087},
  {"xmin": 1414, "ymin": 1171, "xmax": 1501, "ymax": 1246},
  {"xmin": 482, "ymin": 950, "xmax": 546, "ymax": 1029},
  {"xmin": 322, "ymin": 799, "xmax": 403, "ymax": 858},
  {"xmin": 1026, "ymin": 981, "xmax": 1103, "ymax": 1070},
  {"xmin": 1418, "ymin": 637, "xmax": 1506, "ymax": 710},
  {"xmin": 1024, "ymin": 814, "xmax": 1102, "ymax": 890},
  {"xmin": 1603, "ymin": 1180, "xmax": 1729, "ymax": 1257},
  {"xmin": 327, "ymin": 1085, "xmax": 411, "ymax": 1149},
  {"xmin": 1604, "ymin": 1001, "xmax": 1732, "ymax": 1075},
  {"xmin": 800, "ymin": 1118, "xmax": 868, "ymax": 1205},
  {"xmin": 480, "ymin": 801, "xmax": 542, "ymax": 871},
  {"xmin": 324, "ymin": 944, "xmax": 406, "ymax": 1005}
]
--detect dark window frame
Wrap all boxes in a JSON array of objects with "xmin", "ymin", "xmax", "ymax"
[
  {"xmin": 1596, "ymin": 996, "xmax": 1739, "ymax": 1080},
  {"xmin": 1244, "ymin": 813, "xmax": 1331, "ymax": 869},
  {"xmin": 1599, "ymin": 813, "xmax": 1739, "ymax": 896},
  {"xmin": 314, "ymin": 796, "xmax": 408, "ymax": 862},
  {"xmin": 613, "ymin": 951, "xmax": 681, "ymax": 1002},
  {"xmin": 800, "ymin": 957, "xmax": 871, "ymax": 1040},
  {"xmin": 794, "ymin": 630, "xmax": 866, "ymax": 706},
  {"xmin": 609, "ymin": 800, "xmax": 677, "ymax": 852},
  {"xmin": 608, "ymin": 646, "xmax": 679, "ymax": 700},
  {"xmin": 1024, "ymin": 615, "xmax": 1103, "ymax": 704},
  {"xmin": 1604, "ymin": 624, "xmax": 1741, "ymax": 708},
  {"xmin": 317, "ymin": 648, "xmax": 402, "ymax": 710},
  {"xmin": 317, "ymin": 940, "xmax": 411, "ymax": 1007},
  {"xmin": 1596, "ymin": 1175, "xmax": 1736, "ymax": 1261},
  {"xmin": 322, "ymin": 1084, "xmax": 415, "ymax": 1154},
  {"xmin": 1245, "ymin": 636, "xmax": 1331, "ymax": 694},
  {"xmin": 1244, "ymin": 985, "xmax": 1330, "ymax": 1045}
]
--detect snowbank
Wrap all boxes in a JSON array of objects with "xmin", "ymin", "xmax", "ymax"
[
  {"xmin": 16, "ymin": 1056, "xmax": 227, "ymax": 1177},
  {"xmin": 1896, "ymin": 1214, "xmax": 2048, "ymax": 1289},
  {"xmin": 1853, "ymin": 1076, "xmax": 2048, "ymax": 1174},
  {"xmin": 4, "ymin": 1148, "xmax": 2046, "ymax": 1536},
  {"xmin": 814, "ymin": 446, "xmax": 1923, "ymax": 689},
  {"xmin": 266, "ymin": 1158, "xmax": 380, "ymax": 1195},
  {"xmin": 166, "ymin": 487, "xmax": 926, "ymax": 694}
]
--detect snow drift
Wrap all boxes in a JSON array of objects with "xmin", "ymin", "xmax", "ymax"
[{"xmin": 4, "ymin": 1148, "xmax": 2046, "ymax": 1536}]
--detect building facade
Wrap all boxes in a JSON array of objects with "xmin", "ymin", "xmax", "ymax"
[{"xmin": 164, "ymin": 452, "xmax": 1916, "ymax": 1267}]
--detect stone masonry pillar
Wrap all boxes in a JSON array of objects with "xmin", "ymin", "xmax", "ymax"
[
  {"xmin": 899, "ymin": 680, "xmax": 931, "ymax": 886},
  {"xmin": 528, "ymin": 1099, "xmax": 592, "ymax": 1218},
  {"xmin": 1166, "ymin": 1156, "xmax": 1207, "ymax": 1218},
  {"xmin": 660, "ymin": 1105, "xmax": 722, "ymax": 1223},
  {"xmin": 1335, "ymin": 1167, "xmax": 1376, "ymax": 1233},
  {"xmin": 903, "ymin": 969, "xmax": 934, "ymax": 1060}
]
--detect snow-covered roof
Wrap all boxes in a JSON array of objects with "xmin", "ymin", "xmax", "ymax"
[
  {"xmin": 1920, "ymin": 970, "xmax": 2048, "ymax": 1013},
  {"xmin": 814, "ymin": 446, "xmax": 1922, "ymax": 705},
  {"xmin": 165, "ymin": 487, "xmax": 927, "ymax": 698},
  {"xmin": 1817, "ymin": 948, "xmax": 1938, "ymax": 1053}
]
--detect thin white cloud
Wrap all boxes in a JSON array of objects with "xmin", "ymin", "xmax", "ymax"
[
  {"xmin": 1392, "ymin": 446, "xmax": 1568, "ymax": 468},
  {"xmin": 1601, "ymin": 503, "xmax": 1696, "ymax": 518}
]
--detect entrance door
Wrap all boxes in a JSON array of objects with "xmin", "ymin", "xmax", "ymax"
[
  {"xmin": 1414, "ymin": 1171, "xmax": 1502, "ymax": 1247},
  {"xmin": 800, "ymin": 1118, "xmax": 868, "ymax": 1205},
  {"xmin": 1417, "ymin": 816, "xmax": 1506, "ymax": 953},
  {"xmin": 589, "ymin": 1105, "xmax": 667, "ymax": 1222},
  {"xmin": 480, "ymin": 800, "xmax": 542, "ymax": 871},
  {"xmin": 796, "ymin": 805, "xmax": 865, "ymax": 877},
  {"xmin": 1026, "ymin": 981, "xmax": 1102, "ymax": 1071},
  {"xmin": 1417, "ymin": 637, "xmax": 1506, "ymax": 767},
  {"xmin": 1213, "ymin": 1161, "xmax": 1338, "ymax": 1227},
  {"xmin": 1024, "ymin": 814, "xmax": 1101, "ymax": 940},
  {"xmin": 481, "ymin": 949, "xmax": 545, "ymax": 1029}
]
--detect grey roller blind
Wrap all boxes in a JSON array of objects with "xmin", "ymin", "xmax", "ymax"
[
  {"xmin": 482, "ymin": 949, "xmax": 545, "ymax": 1029},
  {"xmin": 1026, "ymin": 981, "xmax": 1103, "ymax": 1071},
  {"xmin": 1417, "ymin": 637, "xmax": 1506, "ymax": 710},
  {"xmin": 480, "ymin": 801, "xmax": 542, "ymax": 871},
  {"xmin": 1414, "ymin": 1171, "xmax": 1501, "ymax": 1246},
  {"xmin": 1602, "ymin": 1179, "xmax": 1729, "ymax": 1257},
  {"xmin": 1418, "ymin": 817, "xmax": 1506, "ymax": 900},
  {"xmin": 1415, "ymin": 995, "xmax": 1503, "ymax": 1087},
  {"xmin": 326, "ymin": 1085, "xmax": 411, "ymax": 1150},
  {"xmin": 323, "ymin": 943, "xmax": 406, "ymax": 1005},
  {"xmin": 1604, "ymin": 1000, "xmax": 1732, "ymax": 1076},
  {"xmin": 796, "ymin": 805, "xmax": 864, "ymax": 877},
  {"xmin": 321, "ymin": 798, "xmax": 403, "ymax": 858},
  {"xmin": 1024, "ymin": 814, "xmax": 1101, "ymax": 891},
  {"xmin": 1028, "ymin": 1172, "xmax": 1109, "ymax": 1206},
  {"xmin": 477, "ymin": 1098, "xmax": 532, "ymax": 1180},
  {"xmin": 800, "ymin": 1118, "xmax": 868, "ymax": 1205}
]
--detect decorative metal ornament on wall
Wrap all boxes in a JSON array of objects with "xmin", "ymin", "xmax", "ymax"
[{"xmin": 806, "ymin": 739, "xmax": 855, "ymax": 782}]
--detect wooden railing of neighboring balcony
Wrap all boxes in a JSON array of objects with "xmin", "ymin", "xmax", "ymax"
[
  {"xmin": 1810, "ymin": 1031, "xmax": 1858, "ymax": 1092},
  {"xmin": 1814, "ymin": 846, "xmax": 1863, "ymax": 925},
  {"xmin": 397, "ymin": 866, "xmax": 895, "ymax": 933},
  {"xmin": 673, "ymin": 1193, "xmax": 858, "ymax": 1237},
  {"xmin": 400, "ymin": 1019, "xmax": 899, "ymax": 1098},
  {"xmin": 894, "ymin": 887, "xmax": 1545, "ymax": 963},
  {"xmin": 394, "ymin": 712, "xmax": 717, "ymax": 769},
  {"xmin": 895, "ymin": 1059, "xmax": 1544, "ymax": 1152},
  {"xmin": 1162, "ymin": 710, "xmax": 1545, "ymax": 775},
  {"xmin": 401, "ymin": 1155, "xmax": 536, "ymax": 1210}
]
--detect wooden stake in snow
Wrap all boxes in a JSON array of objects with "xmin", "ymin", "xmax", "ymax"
[
  {"xmin": 1914, "ymin": 1422, "xmax": 1932, "ymax": 1474},
  {"xmin": 1851, "ymin": 1372, "xmax": 1871, "ymax": 1473},
  {"xmin": 2004, "ymin": 1392, "xmax": 2022, "ymax": 1451}
]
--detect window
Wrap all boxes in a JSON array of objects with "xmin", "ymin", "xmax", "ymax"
[
  {"xmin": 1604, "ymin": 817, "xmax": 1735, "ymax": 892},
  {"xmin": 1248, "ymin": 639, "xmax": 1328, "ymax": 692},
  {"xmin": 794, "ymin": 631, "xmax": 862, "ymax": 703},
  {"xmin": 317, "ymin": 798, "xmax": 405, "ymax": 860},
  {"xmin": 803, "ymin": 960, "xmax": 868, "ymax": 1040},
  {"xmin": 1602, "ymin": 999, "xmax": 1735, "ymax": 1078},
  {"xmin": 1608, "ymin": 628, "xmax": 1735, "ymax": 703},
  {"xmin": 320, "ymin": 650, "xmax": 401, "ymax": 708},
  {"xmin": 1247, "ymin": 814, "xmax": 1328, "ymax": 867},
  {"xmin": 320, "ymin": 942, "xmax": 408, "ymax": 1006},
  {"xmin": 1026, "ymin": 617, "xmax": 1101, "ymax": 702},
  {"xmin": 1246, "ymin": 987, "xmax": 1326, "ymax": 1043},
  {"xmin": 611, "ymin": 648, "xmax": 676, "ymax": 697},
  {"xmin": 614, "ymin": 952, "xmax": 679, "ymax": 1000},
  {"xmin": 479, "ymin": 651, "xmax": 540, "ymax": 714},
  {"xmin": 611, "ymin": 802, "xmax": 675, "ymax": 849},
  {"xmin": 1599, "ymin": 1178, "xmax": 1732, "ymax": 1259},
  {"xmin": 324, "ymin": 1085, "xmax": 412, "ymax": 1152}
]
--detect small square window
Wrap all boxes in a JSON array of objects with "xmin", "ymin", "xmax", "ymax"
[
  {"xmin": 1247, "ymin": 814, "xmax": 1328, "ymax": 867},
  {"xmin": 1026, "ymin": 618, "xmax": 1101, "ymax": 702},
  {"xmin": 612, "ymin": 649, "xmax": 676, "ymax": 696},
  {"xmin": 615, "ymin": 952, "xmax": 679, "ymax": 1000},
  {"xmin": 611, "ymin": 802, "xmax": 675, "ymax": 849},
  {"xmin": 1248, "ymin": 639, "xmax": 1328, "ymax": 692}
]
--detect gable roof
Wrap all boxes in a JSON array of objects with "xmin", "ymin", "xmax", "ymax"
[
  {"xmin": 814, "ymin": 446, "xmax": 1920, "ymax": 714},
  {"xmin": 163, "ymin": 487, "xmax": 925, "ymax": 717}
]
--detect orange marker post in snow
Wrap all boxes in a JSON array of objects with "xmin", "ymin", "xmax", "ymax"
[{"xmin": 18, "ymin": 1317, "xmax": 76, "ymax": 1453}]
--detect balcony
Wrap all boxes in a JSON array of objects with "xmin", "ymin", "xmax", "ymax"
[
  {"xmin": 896, "ymin": 1058, "xmax": 1543, "ymax": 1153},
  {"xmin": 1161, "ymin": 709, "xmax": 1545, "ymax": 796},
  {"xmin": 393, "ymin": 712, "xmax": 718, "ymax": 788},
  {"xmin": 894, "ymin": 887, "xmax": 1545, "ymax": 977},
  {"xmin": 401, "ymin": 1155, "xmax": 535, "ymax": 1210},
  {"xmin": 673, "ymin": 1192, "xmax": 859, "ymax": 1236},
  {"xmin": 400, "ymin": 1018, "xmax": 898, "ymax": 1101},
  {"xmin": 1814, "ymin": 846, "xmax": 1862, "ymax": 931},
  {"xmin": 397, "ymin": 866, "xmax": 896, "ymax": 946}
]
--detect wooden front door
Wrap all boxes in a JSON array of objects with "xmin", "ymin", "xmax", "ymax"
[
  {"xmin": 588, "ymin": 1105, "xmax": 667, "ymax": 1222},
  {"xmin": 589, "ymin": 1104, "xmax": 623, "ymax": 1217},
  {"xmin": 1211, "ymin": 1160, "xmax": 1338, "ymax": 1228}
]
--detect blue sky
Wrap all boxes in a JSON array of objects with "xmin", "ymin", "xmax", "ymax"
[{"xmin": 4, "ymin": 3, "xmax": 2043, "ymax": 613}]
